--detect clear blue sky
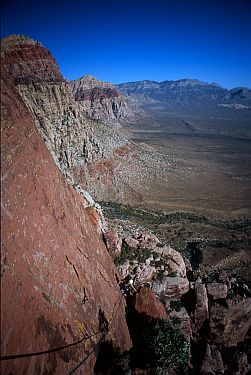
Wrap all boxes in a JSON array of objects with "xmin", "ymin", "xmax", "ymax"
[{"xmin": 1, "ymin": 0, "xmax": 251, "ymax": 88}]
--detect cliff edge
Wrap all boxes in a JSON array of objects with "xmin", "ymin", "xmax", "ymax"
[{"xmin": 1, "ymin": 38, "xmax": 131, "ymax": 374}]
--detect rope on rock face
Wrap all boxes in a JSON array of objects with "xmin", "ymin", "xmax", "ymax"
[
  {"xmin": 0, "ymin": 330, "xmax": 102, "ymax": 361},
  {"xmin": 0, "ymin": 293, "xmax": 124, "ymax": 362},
  {"xmin": 67, "ymin": 342, "xmax": 100, "ymax": 375},
  {"xmin": 67, "ymin": 293, "xmax": 124, "ymax": 375}
]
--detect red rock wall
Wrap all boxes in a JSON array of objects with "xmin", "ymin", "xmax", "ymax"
[{"xmin": 1, "ymin": 67, "xmax": 131, "ymax": 374}]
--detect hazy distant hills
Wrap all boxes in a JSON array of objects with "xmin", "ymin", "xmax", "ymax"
[
  {"xmin": 225, "ymin": 87, "xmax": 251, "ymax": 104},
  {"xmin": 117, "ymin": 79, "xmax": 251, "ymax": 108}
]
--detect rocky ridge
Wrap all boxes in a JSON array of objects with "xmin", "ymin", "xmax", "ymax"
[
  {"xmin": 117, "ymin": 79, "xmax": 251, "ymax": 107},
  {"xmin": 70, "ymin": 75, "xmax": 136, "ymax": 127},
  {"xmin": 1, "ymin": 34, "xmax": 65, "ymax": 84}
]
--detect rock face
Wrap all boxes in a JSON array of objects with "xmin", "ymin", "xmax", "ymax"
[
  {"xmin": 1, "ymin": 53, "xmax": 131, "ymax": 375},
  {"xmin": 209, "ymin": 297, "xmax": 251, "ymax": 347},
  {"xmin": 194, "ymin": 282, "xmax": 209, "ymax": 330},
  {"xmin": 70, "ymin": 75, "xmax": 135, "ymax": 126},
  {"xmin": 152, "ymin": 246, "xmax": 189, "ymax": 301},
  {"xmin": 2, "ymin": 34, "xmax": 251, "ymax": 375},
  {"xmin": 135, "ymin": 287, "xmax": 167, "ymax": 319},
  {"xmin": 1, "ymin": 37, "xmax": 110, "ymax": 167},
  {"xmin": 224, "ymin": 87, "xmax": 251, "ymax": 106},
  {"xmin": 1, "ymin": 34, "xmax": 64, "ymax": 84},
  {"xmin": 104, "ymin": 230, "xmax": 122, "ymax": 257},
  {"xmin": 200, "ymin": 344, "xmax": 224, "ymax": 374},
  {"xmin": 1, "ymin": 35, "xmax": 133, "ymax": 195},
  {"xmin": 207, "ymin": 282, "xmax": 228, "ymax": 300}
]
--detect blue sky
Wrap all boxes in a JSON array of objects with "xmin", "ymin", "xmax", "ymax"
[{"xmin": 1, "ymin": 0, "xmax": 251, "ymax": 88}]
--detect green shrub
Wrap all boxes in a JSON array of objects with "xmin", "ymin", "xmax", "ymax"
[
  {"xmin": 142, "ymin": 318, "xmax": 189, "ymax": 374},
  {"xmin": 114, "ymin": 244, "xmax": 152, "ymax": 266},
  {"xmin": 170, "ymin": 300, "xmax": 183, "ymax": 312}
]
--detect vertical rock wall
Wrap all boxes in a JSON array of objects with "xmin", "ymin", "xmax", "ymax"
[{"xmin": 1, "ymin": 64, "xmax": 131, "ymax": 374}]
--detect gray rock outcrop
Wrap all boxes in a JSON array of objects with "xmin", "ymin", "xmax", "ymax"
[
  {"xmin": 207, "ymin": 282, "xmax": 228, "ymax": 299},
  {"xmin": 209, "ymin": 297, "xmax": 251, "ymax": 347},
  {"xmin": 200, "ymin": 344, "xmax": 224, "ymax": 374},
  {"xmin": 194, "ymin": 282, "xmax": 209, "ymax": 330},
  {"xmin": 70, "ymin": 75, "xmax": 135, "ymax": 126}
]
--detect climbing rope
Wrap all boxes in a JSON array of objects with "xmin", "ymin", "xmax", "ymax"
[
  {"xmin": 0, "ymin": 329, "xmax": 103, "ymax": 361},
  {"xmin": 68, "ymin": 293, "xmax": 124, "ymax": 375},
  {"xmin": 67, "ymin": 342, "xmax": 100, "ymax": 375},
  {"xmin": 0, "ymin": 293, "xmax": 124, "ymax": 362}
]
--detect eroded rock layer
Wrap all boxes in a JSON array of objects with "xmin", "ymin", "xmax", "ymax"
[
  {"xmin": 70, "ymin": 75, "xmax": 135, "ymax": 125},
  {"xmin": 1, "ymin": 34, "xmax": 64, "ymax": 84},
  {"xmin": 2, "ymin": 36, "xmax": 126, "ymax": 175}
]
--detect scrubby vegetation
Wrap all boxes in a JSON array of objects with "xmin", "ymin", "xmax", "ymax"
[
  {"xmin": 129, "ymin": 316, "xmax": 190, "ymax": 374},
  {"xmin": 95, "ymin": 318, "xmax": 190, "ymax": 374},
  {"xmin": 100, "ymin": 201, "xmax": 251, "ymax": 280},
  {"xmin": 169, "ymin": 300, "xmax": 184, "ymax": 312},
  {"xmin": 143, "ymin": 318, "xmax": 189, "ymax": 374},
  {"xmin": 100, "ymin": 201, "xmax": 251, "ymax": 230},
  {"xmin": 114, "ymin": 243, "xmax": 152, "ymax": 266}
]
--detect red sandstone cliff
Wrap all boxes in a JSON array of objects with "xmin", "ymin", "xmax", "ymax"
[{"xmin": 1, "ymin": 61, "xmax": 131, "ymax": 374}]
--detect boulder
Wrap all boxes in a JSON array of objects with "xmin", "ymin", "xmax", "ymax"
[
  {"xmin": 200, "ymin": 344, "xmax": 224, "ymax": 374},
  {"xmin": 209, "ymin": 297, "xmax": 251, "ymax": 347},
  {"xmin": 118, "ymin": 260, "xmax": 131, "ymax": 277},
  {"xmin": 123, "ymin": 236, "xmax": 139, "ymax": 249},
  {"xmin": 135, "ymin": 287, "xmax": 167, "ymax": 319},
  {"xmin": 104, "ymin": 230, "xmax": 122, "ymax": 256},
  {"xmin": 152, "ymin": 276, "xmax": 189, "ymax": 300},
  {"xmin": 207, "ymin": 282, "xmax": 228, "ymax": 300},
  {"xmin": 136, "ymin": 264, "xmax": 156, "ymax": 284},
  {"xmin": 155, "ymin": 245, "xmax": 186, "ymax": 277},
  {"xmin": 169, "ymin": 307, "xmax": 192, "ymax": 339},
  {"xmin": 194, "ymin": 282, "xmax": 209, "ymax": 330},
  {"xmin": 136, "ymin": 231, "xmax": 161, "ymax": 249}
]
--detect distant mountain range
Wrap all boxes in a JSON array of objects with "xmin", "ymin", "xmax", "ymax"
[{"xmin": 117, "ymin": 79, "xmax": 251, "ymax": 108}]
